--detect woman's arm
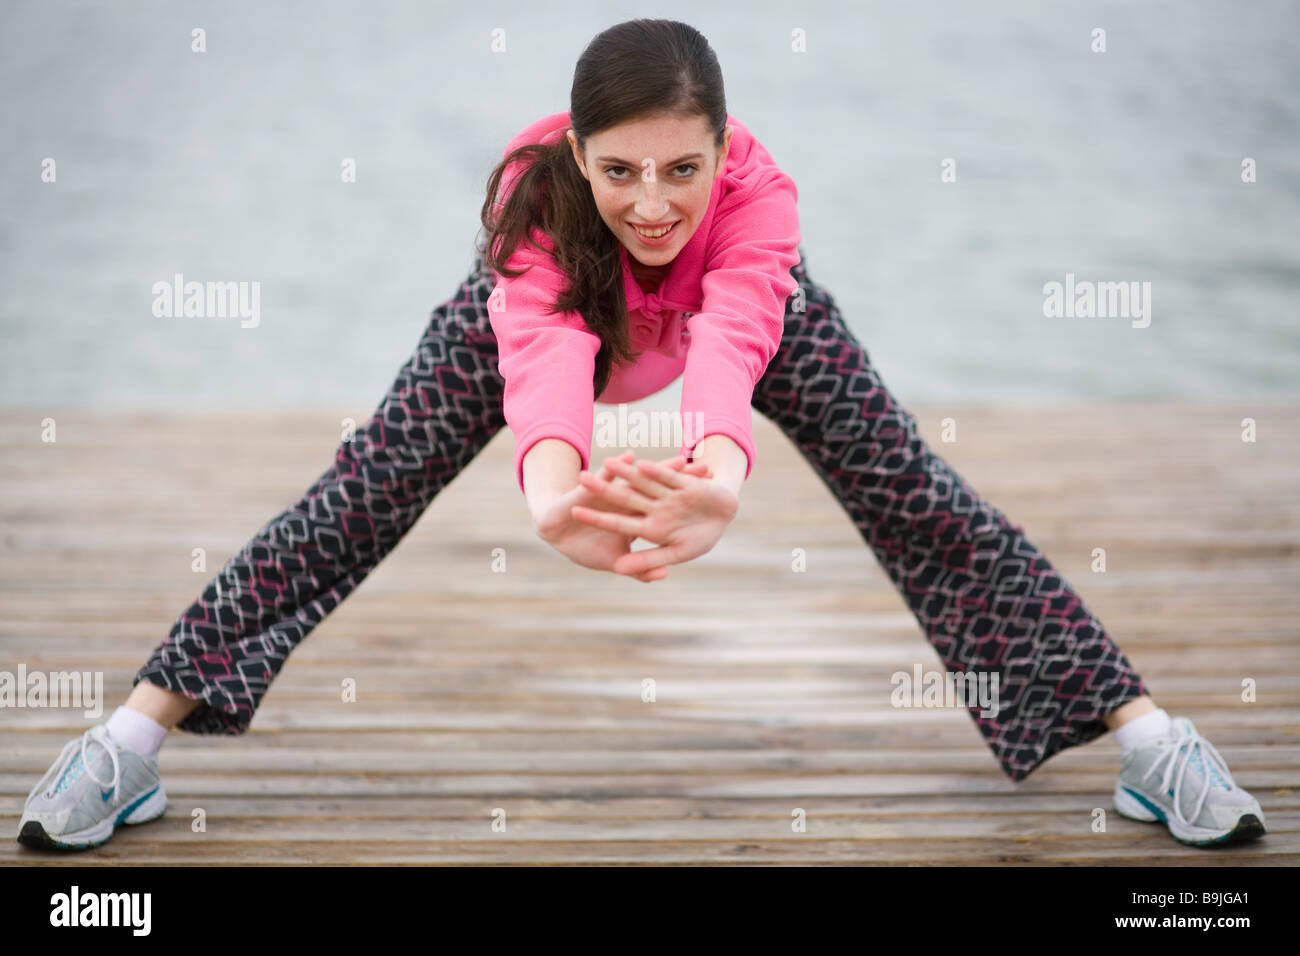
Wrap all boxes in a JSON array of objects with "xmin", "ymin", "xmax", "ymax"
[{"xmin": 522, "ymin": 438, "xmax": 582, "ymax": 521}]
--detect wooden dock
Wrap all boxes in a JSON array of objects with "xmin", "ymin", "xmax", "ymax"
[{"xmin": 1, "ymin": 401, "xmax": 1297, "ymax": 865}]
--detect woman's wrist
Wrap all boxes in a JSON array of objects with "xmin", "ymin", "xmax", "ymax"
[{"xmin": 689, "ymin": 433, "xmax": 747, "ymax": 498}]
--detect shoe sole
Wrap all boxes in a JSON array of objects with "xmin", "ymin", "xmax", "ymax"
[
  {"xmin": 17, "ymin": 784, "xmax": 167, "ymax": 851},
  {"xmin": 1114, "ymin": 782, "xmax": 1266, "ymax": 847}
]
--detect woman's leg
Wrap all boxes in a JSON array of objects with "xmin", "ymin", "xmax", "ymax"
[
  {"xmin": 750, "ymin": 248, "xmax": 1150, "ymax": 783},
  {"xmin": 130, "ymin": 254, "xmax": 507, "ymax": 736},
  {"xmin": 122, "ymin": 681, "xmax": 200, "ymax": 730}
]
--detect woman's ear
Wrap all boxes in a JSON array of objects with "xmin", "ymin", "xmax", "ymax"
[
  {"xmin": 714, "ymin": 125, "xmax": 733, "ymax": 179},
  {"xmin": 566, "ymin": 129, "xmax": 589, "ymax": 182}
]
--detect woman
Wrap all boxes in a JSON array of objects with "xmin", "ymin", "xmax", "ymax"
[{"xmin": 18, "ymin": 18, "xmax": 1265, "ymax": 852}]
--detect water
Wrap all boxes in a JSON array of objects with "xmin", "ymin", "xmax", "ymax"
[{"xmin": 2, "ymin": 0, "xmax": 1297, "ymax": 412}]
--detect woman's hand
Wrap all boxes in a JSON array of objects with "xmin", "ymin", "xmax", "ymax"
[
  {"xmin": 571, "ymin": 453, "xmax": 740, "ymax": 579},
  {"xmin": 531, "ymin": 451, "xmax": 713, "ymax": 582}
]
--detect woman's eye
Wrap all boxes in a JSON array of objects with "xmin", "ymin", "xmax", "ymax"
[{"xmin": 604, "ymin": 163, "xmax": 699, "ymax": 181}]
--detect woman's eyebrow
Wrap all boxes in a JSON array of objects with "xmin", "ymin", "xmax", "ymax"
[{"xmin": 595, "ymin": 152, "xmax": 705, "ymax": 166}]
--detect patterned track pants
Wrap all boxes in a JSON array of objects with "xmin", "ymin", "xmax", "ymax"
[{"xmin": 134, "ymin": 247, "xmax": 1150, "ymax": 782}]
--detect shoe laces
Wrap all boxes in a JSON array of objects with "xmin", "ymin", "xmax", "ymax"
[
  {"xmin": 1140, "ymin": 720, "xmax": 1236, "ymax": 829},
  {"xmin": 43, "ymin": 725, "xmax": 122, "ymax": 808}
]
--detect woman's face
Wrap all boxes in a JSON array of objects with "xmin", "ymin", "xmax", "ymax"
[{"xmin": 567, "ymin": 112, "xmax": 732, "ymax": 269}]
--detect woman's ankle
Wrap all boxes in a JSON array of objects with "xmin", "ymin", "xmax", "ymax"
[
  {"xmin": 123, "ymin": 680, "xmax": 200, "ymax": 730},
  {"xmin": 105, "ymin": 705, "xmax": 170, "ymax": 758},
  {"xmin": 1102, "ymin": 694, "xmax": 1159, "ymax": 731}
]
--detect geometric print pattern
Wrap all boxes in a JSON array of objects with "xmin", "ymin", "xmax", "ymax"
[
  {"xmin": 133, "ymin": 258, "xmax": 509, "ymax": 740},
  {"xmin": 133, "ymin": 247, "xmax": 1149, "ymax": 782},
  {"xmin": 751, "ymin": 253, "xmax": 1149, "ymax": 781}
]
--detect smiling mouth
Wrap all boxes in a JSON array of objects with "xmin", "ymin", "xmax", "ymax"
[{"xmin": 630, "ymin": 221, "xmax": 678, "ymax": 239}]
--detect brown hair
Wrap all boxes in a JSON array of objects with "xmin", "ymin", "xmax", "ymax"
[{"xmin": 477, "ymin": 19, "xmax": 728, "ymax": 398}]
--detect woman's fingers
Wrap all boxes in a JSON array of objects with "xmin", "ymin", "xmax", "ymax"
[
  {"xmin": 578, "ymin": 454, "xmax": 708, "ymax": 535},
  {"xmin": 560, "ymin": 453, "xmax": 713, "ymax": 584},
  {"xmin": 633, "ymin": 457, "xmax": 692, "ymax": 490},
  {"xmin": 594, "ymin": 452, "xmax": 708, "ymax": 482},
  {"xmin": 570, "ymin": 503, "xmax": 645, "ymax": 537},
  {"xmin": 577, "ymin": 469, "xmax": 655, "ymax": 514},
  {"xmin": 587, "ymin": 450, "xmax": 632, "ymax": 482},
  {"xmin": 612, "ymin": 542, "xmax": 681, "ymax": 577},
  {"xmin": 603, "ymin": 455, "xmax": 679, "ymax": 499}
]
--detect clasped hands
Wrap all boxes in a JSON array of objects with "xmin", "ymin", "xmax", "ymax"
[{"xmin": 531, "ymin": 450, "xmax": 740, "ymax": 583}]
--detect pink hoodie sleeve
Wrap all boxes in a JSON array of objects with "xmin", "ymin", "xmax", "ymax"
[
  {"xmin": 677, "ymin": 164, "xmax": 802, "ymax": 480},
  {"xmin": 486, "ymin": 230, "xmax": 601, "ymax": 495}
]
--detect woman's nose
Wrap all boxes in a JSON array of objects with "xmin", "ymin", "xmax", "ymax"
[{"xmin": 634, "ymin": 180, "xmax": 669, "ymax": 220}]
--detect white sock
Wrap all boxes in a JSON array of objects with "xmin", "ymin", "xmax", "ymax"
[
  {"xmin": 1113, "ymin": 707, "xmax": 1173, "ymax": 755},
  {"xmin": 104, "ymin": 705, "xmax": 170, "ymax": 759}
]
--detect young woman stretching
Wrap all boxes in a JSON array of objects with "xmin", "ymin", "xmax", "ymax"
[{"xmin": 18, "ymin": 18, "xmax": 1265, "ymax": 852}]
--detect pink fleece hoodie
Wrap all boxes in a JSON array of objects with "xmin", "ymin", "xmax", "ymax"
[{"xmin": 486, "ymin": 110, "xmax": 801, "ymax": 494}]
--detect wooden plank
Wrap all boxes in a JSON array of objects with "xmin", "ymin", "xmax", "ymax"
[
  {"xmin": 3, "ymin": 814, "xmax": 1298, "ymax": 844},
  {"xmin": 6, "ymin": 839, "xmax": 1298, "ymax": 866},
  {"xmin": 7, "ymin": 793, "xmax": 1298, "ymax": 820}
]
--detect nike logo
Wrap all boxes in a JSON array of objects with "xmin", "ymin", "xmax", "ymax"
[{"xmin": 101, "ymin": 788, "xmax": 115, "ymax": 802}]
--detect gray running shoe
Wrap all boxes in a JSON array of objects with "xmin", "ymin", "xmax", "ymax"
[
  {"xmin": 1113, "ymin": 716, "xmax": 1265, "ymax": 847},
  {"xmin": 16, "ymin": 723, "xmax": 167, "ymax": 850}
]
